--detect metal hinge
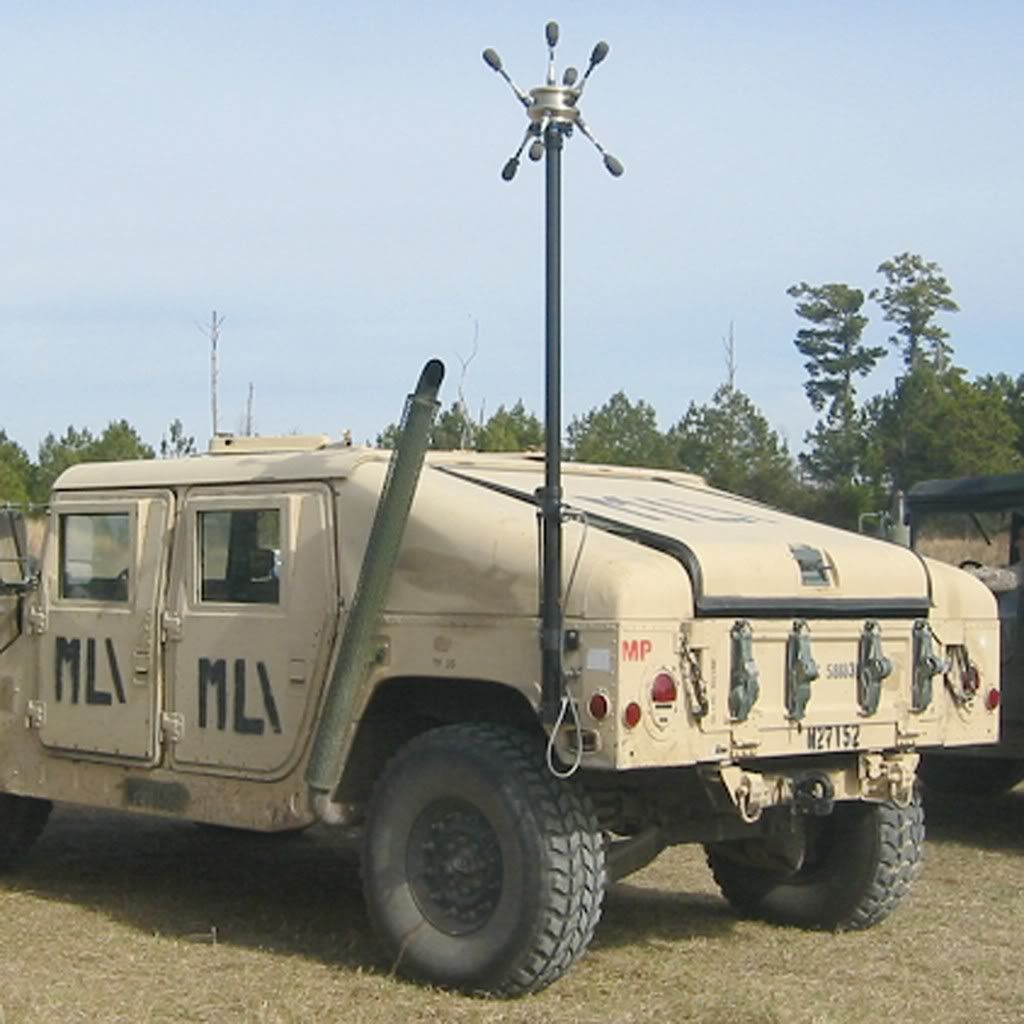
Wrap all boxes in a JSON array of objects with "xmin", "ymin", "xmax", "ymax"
[
  {"xmin": 162, "ymin": 611, "xmax": 183, "ymax": 642},
  {"xmin": 911, "ymin": 620, "xmax": 947, "ymax": 713},
  {"xmin": 729, "ymin": 620, "xmax": 760, "ymax": 722},
  {"xmin": 857, "ymin": 620, "xmax": 892, "ymax": 716},
  {"xmin": 26, "ymin": 605, "xmax": 47, "ymax": 635},
  {"xmin": 26, "ymin": 700, "xmax": 46, "ymax": 729},
  {"xmin": 785, "ymin": 620, "xmax": 819, "ymax": 721},
  {"xmin": 161, "ymin": 712, "xmax": 185, "ymax": 743}
]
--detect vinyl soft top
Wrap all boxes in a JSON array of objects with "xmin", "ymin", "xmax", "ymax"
[{"xmin": 907, "ymin": 472, "xmax": 1024, "ymax": 512}]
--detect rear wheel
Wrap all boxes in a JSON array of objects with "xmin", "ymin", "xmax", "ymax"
[
  {"xmin": 706, "ymin": 792, "xmax": 924, "ymax": 930},
  {"xmin": 362, "ymin": 723, "xmax": 605, "ymax": 996},
  {"xmin": 0, "ymin": 794, "xmax": 52, "ymax": 870}
]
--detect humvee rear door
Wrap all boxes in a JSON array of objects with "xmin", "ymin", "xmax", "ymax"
[
  {"xmin": 164, "ymin": 485, "xmax": 336, "ymax": 776},
  {"xmin": 35, "ymin": 490, "xmax": 173, "ymax": 761}
]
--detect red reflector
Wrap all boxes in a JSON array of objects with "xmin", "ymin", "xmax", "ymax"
[
  {"xmin": 588, "ymin": 693, "xmax": 610, "ymax": 720},
  {"xmin": 651, "ymin": 671, "xmax": 678, "ymax": 704},
  {"xmin": 623, "ymin": 702, "xmax": 642, "ymax": 728},
  {"xmin": 986, "ymin": 688, "xmax": 1001, "ymax": 711}
]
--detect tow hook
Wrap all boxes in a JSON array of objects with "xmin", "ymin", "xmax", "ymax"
[
  {"xmin": 860, "ymin": 752, "xmax": 919, "ymax": 806},
  {"xmin": 719, "ymin": 765, "xmax": 780, "ymax": 824},
  {"xmin": 793, "ymin": 773, "xmax": 835, "ymax": 816}
]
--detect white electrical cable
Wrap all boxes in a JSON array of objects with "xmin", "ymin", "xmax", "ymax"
[
  {"xmin": 545, "ymin": 506, "xmax": 590, "ymax": 780},
  {"xmin": 546, "ymin": 691, "xmax": 584, "ymax": 779}
]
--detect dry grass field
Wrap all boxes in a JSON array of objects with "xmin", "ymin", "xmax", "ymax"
[{"xmin": 0, "ymin": 788, "xmax": 1022, "ymax": 1024}]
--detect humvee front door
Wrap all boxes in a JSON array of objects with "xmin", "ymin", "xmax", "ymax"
[{"xmin": 35, "ymin": 490, "xmax": 173, "ymax": 761}]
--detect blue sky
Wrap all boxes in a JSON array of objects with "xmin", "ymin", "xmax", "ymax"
[{"xmin": 1, "ymin": 2, "xmax": 1020, "ymax": 456}]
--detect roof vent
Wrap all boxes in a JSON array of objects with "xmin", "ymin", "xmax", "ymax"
[{"xmin": 789, "ymin": 544, "xmax": 832, "ymax": 587}]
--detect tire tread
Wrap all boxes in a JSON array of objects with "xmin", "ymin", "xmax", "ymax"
[
  {"xmin": 706, "ymin": 793, "xmax": 924, "ymax": 932},
  {"xmin": 363, "ymin": 723, "xmax": 605, "ymax": 996}
]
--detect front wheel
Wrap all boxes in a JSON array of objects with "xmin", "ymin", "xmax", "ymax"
[
  {"xmin": 362, "ymin": 723, "xmax": 605, "ymax": 996},
  {"xmin": 705, "ymin": 792, "xmax": 924, "ymax": 930}
]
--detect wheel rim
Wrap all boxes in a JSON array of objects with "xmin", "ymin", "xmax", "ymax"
[{"xmin": 407, "ymin": 798, "xmax": 504, "ymax": 936}]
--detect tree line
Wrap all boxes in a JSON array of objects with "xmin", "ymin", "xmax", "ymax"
[
  {"xmin": 0, "ymin": 420, "xmax": 195, "ymax": 506},
  {"xmin": 382, "ymin": 251, "xmax": 1023, "ymax": 527},
  {"xmin": 2, "ymin": 251, "xmax": 1020, "ymax": 529}
]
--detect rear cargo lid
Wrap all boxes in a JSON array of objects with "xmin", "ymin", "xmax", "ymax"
[{"xmin": 436, "ymin": 460, "xmax": 931, "ymax": 618}]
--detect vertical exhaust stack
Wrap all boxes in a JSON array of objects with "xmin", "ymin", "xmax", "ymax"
[
  {"xmin": 306, "ymin": 359, "xmax": 444, "ymax": 813},
  {"xmin": 483, "ymin": 23, "xmax": 622, "ymax": 724}
]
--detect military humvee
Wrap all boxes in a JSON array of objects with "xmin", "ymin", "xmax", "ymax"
[
  {"xmin": 901, "ymin": 472, "xmax": 1024, "ymax": 794},
  {"xmin": 0, "ymin": 364, "xmax": 1001, "ymax": 996}
]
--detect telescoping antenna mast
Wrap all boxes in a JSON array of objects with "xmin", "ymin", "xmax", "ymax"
[{"xmin": 483, "ymin": 22, "xmax": 622, "ymax": 724}]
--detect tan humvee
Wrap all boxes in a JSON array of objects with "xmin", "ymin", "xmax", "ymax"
[{"xmin": 0, "ymin": 436, "xmax": 1000, "ymax": 995}]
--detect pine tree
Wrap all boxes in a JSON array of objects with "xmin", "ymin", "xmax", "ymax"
[
  {"xmin": 788, "ymin": 281, "xmax": 885, "ymax": 486},
  {"xmin": 871, "ymin": 252, "xmax": 959, "ymax": 371}
]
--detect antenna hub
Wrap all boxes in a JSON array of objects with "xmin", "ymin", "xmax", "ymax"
[{"xmin": 527, "ymin": 85, "xmax": 581, "ymax": 125}]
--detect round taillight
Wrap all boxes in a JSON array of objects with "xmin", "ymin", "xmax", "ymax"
[
  {"xmin": 962, "ymin": 665, "xmax": 980, "ymax": 694},
  {"xmin": 588, "ymin": 693, "xmax": 610, "ymax": 720},
  {"xmin": 651, "ymin": 671, "xmax": 678, "ymax": 704},
  {"xmin": 623, "ymin": 702, "xmax": 642, "ymax": 729},
  {"xmin": 985, "ymin": 688, "xmax": 1001, "ymax": 711}
]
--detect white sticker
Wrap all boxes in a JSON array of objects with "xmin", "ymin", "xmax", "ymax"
[{"xmin": 585, "ymin": 647, "xmax": 612, "ymax": 672}]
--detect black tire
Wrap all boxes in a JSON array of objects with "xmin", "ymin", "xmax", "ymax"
[
  {"xmin": 361, "ymin": 723, "xmax": 605, "ymax": 996},
  {"xmin": 918, "ymin": 754, "xmax": 1024, "ymax": 796},
  {"xmin": 705, "ymin": 792, "xmax": 924, "ymax": 930},
  {"xmin": 0, "ymin": 793, "xmax": 52, "ymax": 870}
]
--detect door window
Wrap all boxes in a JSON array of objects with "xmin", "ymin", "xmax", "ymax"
[
  {"xmin": 198, "ymin": 508, "xmax": 281, "ymax": 604},
  {"xmin": 59, "ymin": 512, "xmax": 131, "ymax": 602}
]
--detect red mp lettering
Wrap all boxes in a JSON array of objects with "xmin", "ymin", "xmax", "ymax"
[{"xmin": 621, "ymin": 638, "xmax": 653, "ymax": 662}]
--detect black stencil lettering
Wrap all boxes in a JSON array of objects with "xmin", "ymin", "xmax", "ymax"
[
  {"xmin": 55, "ymin": 637, "xmax": 81, "ymax": 704},
  {"xmin": 105, "ymin": 638, "xmax": 127, "ymax": 704},
  {"xmin": 85, "ymin": 637, "xmax": 112, "ymax": 706},
  {"xmin": 199, "ymin": 658, "xmax": 227, "ymax": 730},
  {"xmin": 256, "ymin": 661, "xmax": 282, "ymax": 734},
  {"xmin": 233, "ymin": 658, "xmax": 264, "ymax": 735}
]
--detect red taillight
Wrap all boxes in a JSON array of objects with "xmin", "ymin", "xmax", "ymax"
[
  {"xmin": 651, "ymin": 671, "xmax": 678, "ymax": 704},
  {"xmin": 623, "ymin": 702, "xmax": 642, "ymax": 728},
  {"xmin": 986, "ymin": 688, "xmax": 1001, "ymax": 711},
  {"xmin": 588, "ymin": 693, "xmax": 610, "ymax": 721}
]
